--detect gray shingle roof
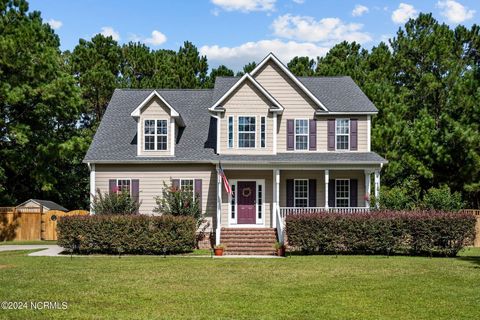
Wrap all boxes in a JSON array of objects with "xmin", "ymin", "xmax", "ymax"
[
  {"xmin": 213, "ymin": 76, "xmax": 378, "ymax": 113},
  {"xmin": 84, "ymin": 76, "xmax": 385, "ymax": 164},
  {"xmin": 17, "ymin": 199, "xmax": 68, "ymax": 211}
]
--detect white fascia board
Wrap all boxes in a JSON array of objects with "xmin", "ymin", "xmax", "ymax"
[
  {"xmin": 250, "ymin": 53, "xmax": 328, "ymax": 112},
  {"xmin": 131, "ymin": 90, "xmax": 184, "ymax": 126},
  {"xmin": 209, "ymin": 73, "xmax": 284, "ymax": 112}
]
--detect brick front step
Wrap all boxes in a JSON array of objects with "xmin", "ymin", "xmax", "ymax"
[{"xmin": 221, "ymin": 227, "xmax": 278, "ymax": 256}]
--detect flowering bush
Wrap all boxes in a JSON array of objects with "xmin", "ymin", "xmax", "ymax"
[
  {"xmin": 91, "ymin": 188, "xmax": 140, "ymax": 215},
  {"xmin": 286, "ymin": 210, "xmax": 475, "ymax": 257}
]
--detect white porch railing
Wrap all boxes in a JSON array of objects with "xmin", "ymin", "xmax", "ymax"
[{"xmin": 279, "ymin": 207, "xmax": 370, "ymax": 220}]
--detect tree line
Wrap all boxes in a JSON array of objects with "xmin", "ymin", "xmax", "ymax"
[{"xmin": 1, "ymin": 0, "xmax": 479, "ymax": 209}]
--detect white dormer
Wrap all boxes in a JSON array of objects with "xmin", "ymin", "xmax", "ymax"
[{"xmin": 131, "ymin": 90, "xmax": 184, "ymax": 157}]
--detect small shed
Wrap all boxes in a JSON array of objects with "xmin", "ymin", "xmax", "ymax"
[{"xmin": 16, "ymin": 199, "xmax": 68, "ymax": 212}]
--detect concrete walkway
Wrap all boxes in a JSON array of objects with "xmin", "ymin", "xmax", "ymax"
[{"xmin": 0, "ymin": 245, "xmax": 65, "ymax": 256}]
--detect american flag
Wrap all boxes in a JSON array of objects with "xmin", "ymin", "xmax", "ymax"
[{"xmin": 218, "ymin": 164, "xmax": 232, "ymax": 194}]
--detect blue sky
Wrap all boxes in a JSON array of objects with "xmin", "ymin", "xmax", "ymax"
[{"xmin": 31, "ymin": 0, "xmax": 479, "ymax": 71}]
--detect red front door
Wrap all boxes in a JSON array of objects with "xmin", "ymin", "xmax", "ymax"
[{"xmin": 237, "ymin": 181, "xmax": 256, "ymax": 224}]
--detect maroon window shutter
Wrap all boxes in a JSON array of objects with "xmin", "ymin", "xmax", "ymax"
[
  {"xmin": 287, "ymin": 119, "xmax": 294, "ymax": 150},
  {"xmin": 308, "ymin": 179, "xmax": 316, "ymax": 207},
  {"xmin": 286, "ymin": 179, "xmax": 294, "ymax": 207},
  {"xmin": 132, "ymin": 179, "xmax": 140, "ymax": 204},
  {"xmin": 109, "ymin": 180, "xmax": 117, "ymax": 194},
  {"xmin": 328, "ymin": 179, "xmax": 335, "ymax": 207},
  {"xmin": 194, "ymin": 179, "xmax": 202, "ymax": 210},
  {"xmin": 327, "ymin": 119, "xmax": 335, "ymax": 151},
  {"xmin": 172, "ymin": 179, "xmax": 180, "ymax": 190},
  {"xmin": 309, "ymin": 119, "xmax": 317, "ymax": 151},
  {"xmin": 350, "ymin": 179, "xmax": 358, "ymax": 207},
  {"xmin": 350, "ymin": 119, "xmax": 358, "ymax": 151}
]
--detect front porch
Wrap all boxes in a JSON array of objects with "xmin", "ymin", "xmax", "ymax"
[{"xmin": 215, "ymin": 166, "xmax": 382, "ymax": 245}]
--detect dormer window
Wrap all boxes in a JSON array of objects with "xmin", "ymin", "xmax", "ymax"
[{"xmin": 144, "ymin": 119, "xmax": 168, "ymax": 151}]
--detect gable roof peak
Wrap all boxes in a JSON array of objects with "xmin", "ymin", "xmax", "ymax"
[
  {"xmin": 250, "ymin": 53, "xmax": 328, "ymax": 112},
  {"xmin": 130, "ymin": 90, "xmax": 185, "ymax": 126}
]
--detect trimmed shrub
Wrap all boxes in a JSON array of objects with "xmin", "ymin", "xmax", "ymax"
[
  {"xmin": 57, "ymin": 215, "xmax": 196, "ymax": 254},
  {"xmin": 286, "ymin": 210, "xmax": 476, "ymax": 257}
]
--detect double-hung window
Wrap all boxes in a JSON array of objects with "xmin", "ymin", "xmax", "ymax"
[
  {"xmin": 335, "ymin": 179, "xmax": 350, "ymax": 207},
  {"xmin": 295, "ymin": 119, "xmax": 309, "ymax": 150},
  {"xmin": 238, "ymin": 116, "xmax": 256, "ymax": 148},
  {"xmin": 294, "ymin": 179, "xmax": 308, "ymax": 207},
  {"xmin": 116, "ymin": 179, "xmax": 131, "ymax": 195},
  {"xmin": 336, "ymin": 119, "xmax": 349, "ymax": 150},
  {"xmin": 144, "ymin": 119, "xmax": 168, "ymax": 151},
  {"xmin": 180, "ymin": 179, "xmax": 195, "ymax": 200}
]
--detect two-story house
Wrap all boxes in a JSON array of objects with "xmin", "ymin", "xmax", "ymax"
[{"xmin": 84, "ymin": 53, "xmax": 387, "ymax": 254}]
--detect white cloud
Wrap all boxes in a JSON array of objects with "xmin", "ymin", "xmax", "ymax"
[
  {"xmin": 99, "ymin": 26, "xmax": 120, "ymax": 41},
  {"xmin": 391, "ymin": 3, "xmax": 418, "ymax": 24},
  {"xmin": 144, "ymin": 30, "xmax": 167, "ymax": 46},
  {"xmin": 292, "ymin": 0, "xmax": 304, "ymax": 4},
  {"xmin": 211, "ymin": 0, "xmax": 275, "ymax": 13},
  {"xmin": 271, "ymin": 14, "xmax": 372, "ymax": 45},
  {"xmin": 47, "ymin": 19, "xmax": 62, "ymax": 30},
  {"xmin": 437, "ymin": 0, "xmax": 475, "ymax": 23},
  {"xmin": 127, "ymin": 30, "xmax": 167, "ymax": 46},
  {"xmin": 200, "ymin": 39, "xmax": 329, "ymax": 70},
  {"xmin": 352, "ymin": 5, "xmax": 369, "ymax": 17}
]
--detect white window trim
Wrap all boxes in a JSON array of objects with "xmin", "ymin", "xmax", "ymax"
[
  {"xmin": 228, "ymin": 179, "xmax": 265, "ymax": 227},
  {"xmin": 116, "ymin": 178, "xmax": 132, "ymax": 196},
  {"xmin": 227, "ymin": 116, "xmax": 234, "ymax": 149},
  {"xmin": 294, "ymin": 179, "xmax": 309, "ymax": 208},
  {"xmin": 178, "ymin": 178, "xmax": 196, "ymax": 201},
  {"xmin": 237, "ymin": 115, "xmax": 257, "ymax": 149},
  {"xmin": 335, "ymin": 179, "xmax": 350, "ymax": 207},
  {"xmin": 260, "ymin": 116, "xmax": 267, "ymax": 149},
  {"xmin": 335, "ymin": 118, "xmax": 350, "ymax": 151},
  {"xmin": 143, "ymin": 118, "xmax": 169, "ymax": 152},
  {"xmin": 294, "ymin": 118, "xmax": 309, "ymax": 151}
]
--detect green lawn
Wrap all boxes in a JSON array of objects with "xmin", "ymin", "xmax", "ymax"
[
  {"xmin": 0, "ymin": 249, "xmax": 479, "ymax": 319},
  {"xmin": 0, "ymin": 240, "xmax": 57, "ymax": 246}
]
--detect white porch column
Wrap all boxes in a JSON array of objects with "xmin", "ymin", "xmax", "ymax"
[
  {"xmin": 272, "ymin": 169, "xmax": 280, "ymax": 228},
  {"xmin": 89, "ymin": 163, "xmax": 95, "ymax": 214},
  {"xmin": 324, "ymin": 170, "xmax": 329, "ymax": 209},
  {"xmin": 215, "ymin": 164, "xmax": 222, "ymax": 245},
  {"xmin": 365, "ymin": 170, "xmax": 371, "ymax": 208},
  {"xmin": 374, "ymin": 170, "xmax": 380, "ymax": 209}
]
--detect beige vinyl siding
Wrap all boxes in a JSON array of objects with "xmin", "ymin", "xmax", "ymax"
[
  {"xmin": 279, "ymin": 170, "xmax": 365, "ymax": 207},
  {"xmin": 219, "ymin": 80, "xmax": 274, "ymax": 155},
  {"xmin": 138, "ymin": 96, "xmax": 172, "ymax": 156},
  {"xmin": 220, "ymin": 170, "xmax": 273, "ymax": 227},
  {"xmin": 254, "ymin": 61, "xmax": 370, "ymax": 152},
  {"xmin": 254, "ymin": 61, "xmax": 317, "ymax": 153},
  {"xmin": 95, "ymin": 164, "xmax": 216, "ymax": 230}
]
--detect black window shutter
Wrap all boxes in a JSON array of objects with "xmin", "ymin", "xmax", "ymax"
[
  {"xmin": 109, "ymin": 180, "xmax": 116, "ymax": 194},
  {"xmin": 328, "ymin": 179, "xmax": 335, "ymax": 207},
  {"xmin": 286, "ymin": 179, "xmax": 294, "ymax": 207},
  {"xmin": 194, "ymin": 179, "xmax": 202, "ymax": 210},
  {"xmin": 350, "ymin": 179, "xmax": 358, "ymax": 207},
  {"xmin": 308, "ymin": 179, "xmax": 316, "ymax": 207}
]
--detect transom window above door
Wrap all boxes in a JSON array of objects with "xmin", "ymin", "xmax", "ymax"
[
  {"xmin": 238, "ymin": 116, "xmax": 256, "ymax": 148},
  {"xmin": 295, "ymin": 119, "xmax": 309, "ymax": 150},
  {"xmin": 144, "ymin": 119, "xmax": 168, "ymax": 151}
]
